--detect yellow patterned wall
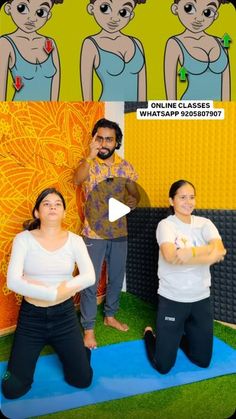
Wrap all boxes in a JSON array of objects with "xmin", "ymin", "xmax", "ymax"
[
  {"xmin": 0, "ymin": 102, "xmax": 104, "ymax": 333},
  {"xmin": 125, "ymin": 102, "xmax": 236, "ymax": 210}
]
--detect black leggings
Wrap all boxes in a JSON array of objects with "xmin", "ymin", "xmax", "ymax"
[
  {"xmin": 144, "ymin": 295, "xmax": 213, "ymax": 374},
  {"xmin": 2, "ymin": 298, "xmax": 93, "ymax": 399}
]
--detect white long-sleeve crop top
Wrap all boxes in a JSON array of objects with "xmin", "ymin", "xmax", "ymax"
[{"xmin": 7, "ymin": 230, "xmax": 95, "ymax": 302}]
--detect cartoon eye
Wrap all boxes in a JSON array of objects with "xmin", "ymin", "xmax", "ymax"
[
  {"xmin": 17, "ymin": 3, "xmax": 29, "ymax": 14},
  {"xmin": 184, "ymin": 3, "xmax": 196, "ymax": 14},
  {"xmin": 100, "ymin": 3, "xmax": 112, "ymax": 14},
  {"xmin": 119, "ymin": 8, "xmax": 132, "ymax": 18},
  {"xmin": 203, "ymin": 8, "xmax": 215, "ymax": 18},
  {"xmin": 36, "ymin": 8, "xmax": 49, "ymax": 18}
]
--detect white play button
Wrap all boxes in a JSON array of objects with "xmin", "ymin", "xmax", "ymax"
[{"xmin": 108, "ymin": 197, "xmax": 131, "ymax": 222}]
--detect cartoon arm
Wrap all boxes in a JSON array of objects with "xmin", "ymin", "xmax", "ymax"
[
  {"xmin": 164, "ymin": 38, "xmax": 181, "ymax": 100},
  {"xmin": 80, "ymin": 37, "xmax": 98, "ymax": 101},
  {"xmin": 222, "ymin": 51, "xmax": 230, "ymax": 101},
  {"xmin": 0, "ymin": 37, "xmax": 13, "ymax": 101},
  {"xmin": 135, "ymin": 38, "xmax": 147, "ymax": 101},
  {"xmin": 51, "ymin": 39, "xmax": 60, "ymax": 100}
]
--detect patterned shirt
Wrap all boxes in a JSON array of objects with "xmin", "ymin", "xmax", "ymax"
[{"xmin": 81, "ymin": 153, "xmax": 138, "ymax": 239}]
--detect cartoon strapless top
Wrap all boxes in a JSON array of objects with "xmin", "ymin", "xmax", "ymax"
[
  {"xmin": 173, "ymin": 36, "xmax": 228, "ymax": 100},
  {"xmin": 2, "ymin": 35, "xmax": 57, "ymax": 101},
  {"xmin": 89, "ymin": 36, "xmax": 145, "ymax": 101}
]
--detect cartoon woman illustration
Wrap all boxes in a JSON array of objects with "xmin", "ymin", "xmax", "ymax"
[
  {"xmin": 0, "ymin": 0, "xmax": 63, "ymax": 101},
  {"xmin": 80, "ymin": 0, "xmax": 147, "ymax": 101},
  {"xmin": 164, "ymin": 0, "xmax": 235, "ymax": 100}
]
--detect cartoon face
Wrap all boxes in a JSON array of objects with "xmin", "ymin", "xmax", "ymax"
[
  {"xmin": 171, "ymin": 0, "xmax": 219, "ymax": 33},
  {"xmin": 87, "ymin": 0, "xmax": 135, "ymax": 33},
  {"xmin": 4, "ymin": 0, "xmax": 53, "ymax": 33},
  {"xmin": 170, "ymin": 183, "xmax": 196, "ymax": 219}
]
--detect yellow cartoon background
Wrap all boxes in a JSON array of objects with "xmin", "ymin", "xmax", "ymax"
[{"xmin": 1, "ymin": 0, "xmax": 236, "ymax": 100}]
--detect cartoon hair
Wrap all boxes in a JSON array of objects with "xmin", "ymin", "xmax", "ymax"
[
  {"xmin": 92, "ymin": 118, "xmax": 123, "ymax": 150},
  {"xmin": 23, "ymin": 187, "xmax": 66, "ymax": 231},
  {"xmin": 89, "ymin": 0, "xmax": 147, "ymax": 5},
  {"xmin": 0, "ymin": 0, "xmax": 64, "ymax": 9},
  {"xmin": 173, "ymin": 0, "xmax": 236, "ymax": 7}
]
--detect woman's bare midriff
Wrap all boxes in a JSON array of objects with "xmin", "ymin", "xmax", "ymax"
[{"xmin": 24, "ymin": 296, "xmax": 69, "ymax": 308}]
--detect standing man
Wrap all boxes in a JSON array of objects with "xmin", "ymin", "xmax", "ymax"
[{"xmin": 74, "ymin": 118, "xmax": 139, "ymax": 349}]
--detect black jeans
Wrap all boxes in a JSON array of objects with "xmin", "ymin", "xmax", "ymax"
[
  {"xmin": 144, "ymin": 295, "xmax": 213, "ymax": 374},
  {"xmin": 2, "ymin": 298, "xmax": 92, "ymax": 399}
]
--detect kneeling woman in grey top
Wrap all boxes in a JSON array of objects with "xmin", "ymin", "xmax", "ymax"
[{"xmin": 144, "ymin": 180, "xmax": 226, "ymax": 374}]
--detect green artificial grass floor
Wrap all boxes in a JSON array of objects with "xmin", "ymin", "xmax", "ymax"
[{"xmin": 0, "ymin": 292, "xmax": 236, "ymax": 419}]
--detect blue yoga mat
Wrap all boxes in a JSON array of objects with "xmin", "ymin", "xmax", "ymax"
[{"xmin": 1, "ymin": 337, "xmax": 236, "ymax": 418}]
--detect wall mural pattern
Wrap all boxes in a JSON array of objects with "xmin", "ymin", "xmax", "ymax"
[{"xmin": 0, "ymin": 101, "xmax": 104, "ymax": 334}]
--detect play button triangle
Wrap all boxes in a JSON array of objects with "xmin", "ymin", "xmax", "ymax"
[{"xmin": 108, "ymin": 197, "xmax": 131, "ymax": 222}]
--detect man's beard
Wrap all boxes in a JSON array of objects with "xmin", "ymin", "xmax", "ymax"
[{"xmin": 97, "ymin": 146, "xmax": 116, "ymax": 160}]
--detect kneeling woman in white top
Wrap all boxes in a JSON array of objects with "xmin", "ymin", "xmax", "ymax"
[
  {"xmin": 2, "ymin": 188, "xmax": 95, "ymax": 399},
  {"xmin": 144, "ymin": 180, "xmax": 226, "ymax": 374}
]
